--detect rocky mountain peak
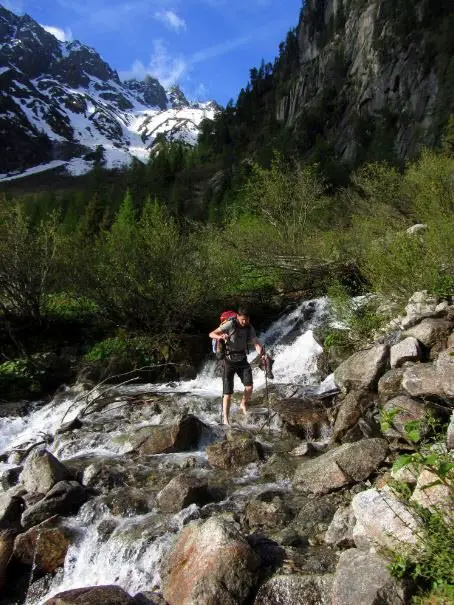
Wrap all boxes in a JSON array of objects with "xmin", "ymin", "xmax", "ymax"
[
  {"xmin": 0, "ymin": 5, "xmax": 218, "ymax": 179},
  {"xmin": 167, "ymin": 84, "xmax": 189, "ymax": 108}
]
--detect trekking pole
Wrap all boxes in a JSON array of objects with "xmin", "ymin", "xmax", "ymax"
[{"xmin": 263, "ymin": 348, "xmax": 271, "ymax": 433}]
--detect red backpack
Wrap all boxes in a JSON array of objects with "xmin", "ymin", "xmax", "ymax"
[{"xmin": 212, "ymin": 311, "xmax": 251, "ymax": 360}]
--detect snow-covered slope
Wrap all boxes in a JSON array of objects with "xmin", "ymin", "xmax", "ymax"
[{"xmin": 0, "ymin": 6, "xmax": 218, "ymax": 180}]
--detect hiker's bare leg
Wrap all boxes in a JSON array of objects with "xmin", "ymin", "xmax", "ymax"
[
  {"xmin": 240, "ymin": 386, "xmax": 253, "ymax": 415},
  {"xmin": 223, "ymin": 394, "xmax": 232, "ymax": 425}
]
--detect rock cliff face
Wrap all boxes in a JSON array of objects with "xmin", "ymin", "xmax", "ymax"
[
  {"xmin": 0, "ymin": 6, "xmax": 217, "ymax": 177},
  {"xmin": 278, "ymin": 0, "xmax": 453, "ymax": 162}
]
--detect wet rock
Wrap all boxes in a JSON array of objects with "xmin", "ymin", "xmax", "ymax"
[
  {"xmin": 332, "ymin": 392, "xmax": 375, "ymax": 443},
  {"xmin": 292, "ymin": 494, "xmax": 338, "ymax": 538},
  {"xmin": 207, "ymin": 433, "xmax": 263, "ymax": 469},
  {"xmin": 381, "ymin": 396, "xmax": 428, "ymax": 438},
  {"xmin": 13, "ymin": 517, "xmax": 71, "ymax": 573},
  {"xmin": 390, "ymin": 337, "xmax": 421, "ymax": 368},
  {"xmin": 0, "ymin": 491, "xmax": 24, "ymax": 529},
  {"xmin": 0, "ymin": 529, "xmax": 15, "ymax": 591},
  {"xmin": 351, "ymin": 488, "xmax": 420, "ymax": 551},
  {"xmin": 133, "ymin": 593, "xmax": 167, "ymax": 605},
  {"xmin": 22, "ymin": 481, "xmax": 87, "ymax": 529},
  {"xmin": 20, "ymin": 449, "xmax": 71, "ymax": 495},
  {"xmin": 162, "ymin": 516, "xmax": 260, "ymax": 605},
  {"xmin": 43, "ymin": 585, "xmax": 136, "ymax": 604},
  {"xmin": 293, "ymin": 439, "xmax": 388, "ymax": 495},
  {"xmin": 404, "ymin": 318, "xmax": 453, "ymax": 353},
  {"xmin": 132, "ymin": 415, "xmax": 211, "ymax": 455},
  {"xmin": 100, "ymin": 487, "xmax": 153, "ymax": 517},
  {"xmin": 254, "ymin": 573, "xmax": 333, "ymax": 605},
  {"xmin": 410, "ymin": 469, "xmax": 453, "ymax": 520},
  {"xmin": 55, "ymin": 418, "xmax": 83, "ymax": 435},
  {"xmin": 261, "ymin": 453, "xmax": 299, "ymax": 482},
  {"xmin": 157, "ymin": 473, "xmax": 216, "ymax": 513},
  {"xmin": 378, "ymin": 368, "xmax": 405, "ymax": 401},
  {"xmin": 81, "ymin": 459, "xmax": 133, "ymax": 493},
  {"xmin": 244, "ymin": 494, "xmax": 292, "ymax": 530},
  {"xmin": 332, "ymin": 549, "xmax": 407, "ymax": 605},
  {"xmin": 272, "ymin": 398, "xmax": 330, "ymax": 438},
  {"xmin": 324, "ymin": 505, "xmax": 355, "ymax": 547},
  {"xmin": 334, "ymin": 345, "xmax": 389, "ymax": 393},
  {"xmin": 0, "ymin": 464, "xmax": 22, "ymax": 491},
  {"xmin": 290, "ymin": 442, "xmax": 316, "ymax": 457}
]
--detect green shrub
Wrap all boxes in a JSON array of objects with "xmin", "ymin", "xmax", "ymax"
[{"xmin": 380, "ymin": 413, "xmax": 454, "ymax": 601}]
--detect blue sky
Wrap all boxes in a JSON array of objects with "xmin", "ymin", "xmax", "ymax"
[{"xmin": 3, "ymin": 0, "xmax": 303, "ymax": 105}]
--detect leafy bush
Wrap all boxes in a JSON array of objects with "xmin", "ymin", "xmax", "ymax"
[
  {"xmin": 380, "ymin": 412, "xmax": 454, "ymax": 601},
  {"xmin": 322, "ymin": 281, "xmax": 387, "ymax": 351}
]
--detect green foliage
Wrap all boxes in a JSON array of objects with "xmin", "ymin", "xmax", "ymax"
[
  {"xmin": 0, "ymin": 358, "xmax": 42, "ymax": 396},
  {"xmin": 323, "ymin": 282, "xmax": 387, "ymax": 350},
  {"xmin": 380, "ymin": 415, "xmax": 454, "ymax": 599},
  {"xmin": 44, "ymin": 294, "xmax": 98, "ymax": 320},
  {"xmin": 84, "ymin": 334, "xmax": 164, "ymax": 366},
  {"xmin": 0, "ymin": 202, "xmax": 64, "ymax": 319}
]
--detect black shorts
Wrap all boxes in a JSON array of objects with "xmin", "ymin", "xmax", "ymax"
[{"xmin": 222, "ymin": 358, "xmax": 253, "ymax": 395}]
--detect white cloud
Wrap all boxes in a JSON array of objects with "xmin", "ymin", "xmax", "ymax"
[
  {"xmin": 2, "ymin": 0, "xmax": 24, "ymax": 13},
  {"xmin": 119, "ymin": 39, "xmax": 186, "ymax": 87},
  {"xmin": 41, "ymin": 24, "xmax": 73, "ymax": 42},
  {"xmin": 154, "ymin": 10, "xmax": 187, "ymax": 32}
]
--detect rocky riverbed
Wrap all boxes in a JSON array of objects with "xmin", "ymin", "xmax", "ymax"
[{"xmin": 0, "ymin": 293, "xmax": 453, "ymax": 605}]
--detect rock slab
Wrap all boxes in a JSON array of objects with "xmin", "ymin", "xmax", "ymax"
[
  {"xmin": 293, "ymin": 439, "xmax": 388, "ymax": 495},
  {"xmin": 332, "ymin": 549, "xmax": 407, "ymax": 605},
  {"xmin": 163, "ymin": 517, "xmax": 259, "ymax": 605},
  {"xmin": 334, "ymin": 345, "xmax": 389, "ymax": 393}
]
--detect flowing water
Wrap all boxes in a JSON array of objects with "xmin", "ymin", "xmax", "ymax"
[{"xmin": 0, "ymin": 297, "xmax": 338, "ymax": 604}]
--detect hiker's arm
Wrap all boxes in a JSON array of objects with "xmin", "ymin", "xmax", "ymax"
[
  {"xmin": 252, "ymin": 337, "xmax": 265, "ymax": 357},
  {"xmin": 209, "ymin": 327, "xmax": 228, "ymax": 341}
]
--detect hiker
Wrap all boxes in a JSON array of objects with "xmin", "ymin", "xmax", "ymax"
[{"xmin": 209, "ymin": 306, "xmax": 265, "ymax": 425}]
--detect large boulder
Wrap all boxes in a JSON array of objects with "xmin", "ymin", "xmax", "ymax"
[
  {"xmin": 207, "ymin": 434, "xmax": 263, "ymax": 469},
  {"xmin": 293, "ymin": 439, "xmax": 388, "ymax": 495},
  {"xmin": 0, "ymin": 491, "xmax": 24, "ymax": 530},
  {"xmin": 162, "ymin": 517, "xmax": 260, "ymax": 605},
  {"xmin": 21, "ymin": 481, "xmax": 87, "ymax": 529},
  {"xmin": 43, "ymin": 585, "xmax": 135, "ymax": 604},
  {"xmin": 134, "ymin": 415, "xmax": 211, "ymax": 455},
  {"xmin": 378, "ymin": 369, "xmax": 405, "ymax": 401},
  {"xmin": 271, "ymin": 398, "xmax": 330, "ymax": 438},
  {"xmin": 402, "ymin": 352, "xmax": 454, "ymax": 400},
  {"xmin": 410, "ymin": 469, "xmax": 453, "ymax": 520},
  {"xmin": 254, "ymin": 573, "xmax": 333, "ymax": 605},
  {"xmin": 244, "ymin": 493, "xmax": 292, "ymax": 531},
  {"xmin": 390, "ymin": 337, "xmax": 421, "ymax": 368},
  {"xmin": 20, "ymin": 449, "xmax": 71, "ymax": 495},
  {"xmin": 334, "ymin": 345, "xmax": 389, "ymax": 393},
  {"xmin": 157, "ymin": 473, "xmax": 216, "ymax": 513},
  {"xmin": 380, "ymin": 396, "xmax": 427, "ymax": 438},
  {"xmin": 324, "ymin": 505, "xmax": 356, "ymax": 548},
  {"xmin": 332, "ymin": 392, "xmax": 375, "ymax": 442},
  {"xmin": 404, "ymin": 318, "xmax": 453, "ymax": 353},
  {"xmin": 332, "ymin": 549, "xmax": 407, "ymax": 605},
  {"xmin": 351, "ymin": 488, "xmax": 420, "ymax": 551},
  {"xmin": 13, "ymin": 517, "xmax": 71, "ymax": 573},
  {"xmin": 0, "ymin": 529, "xmax": 15, "ymax": 591}
]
